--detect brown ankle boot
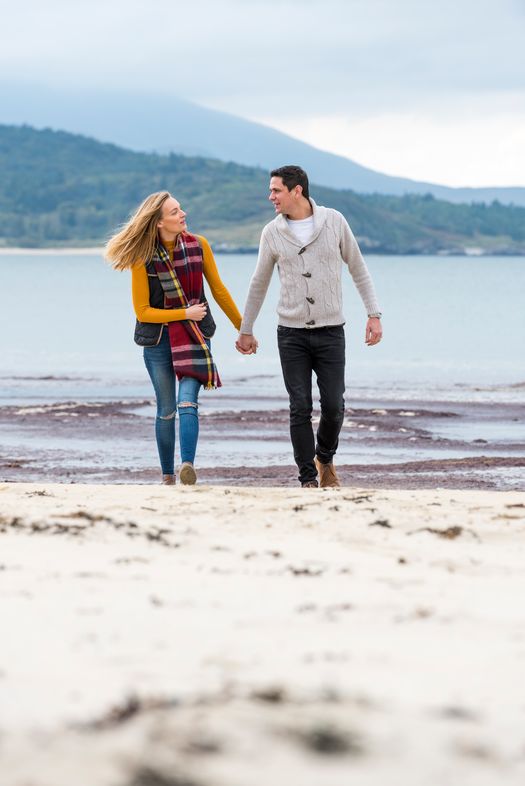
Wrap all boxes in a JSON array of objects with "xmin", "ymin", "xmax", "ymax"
[
  {"xmin": 162, "ymin": 474, "xmax": 176, "ymax": 485},
  {"xmin": 179, "ymin": 462, "xmax": 197, "ymax": 485},
  {"xmin": 315, "ymin": 457, "xmax": 341, "ymax": 488}
]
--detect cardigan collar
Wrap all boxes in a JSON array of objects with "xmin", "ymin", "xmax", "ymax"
[{"xmin": 274, "ymin": 198, "xmax": 327, "ymax": 247}]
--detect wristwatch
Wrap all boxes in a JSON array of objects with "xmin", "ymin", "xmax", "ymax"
[{"xmin": 368, "ymin": 312, "xmax": 382, "ymax": 319}]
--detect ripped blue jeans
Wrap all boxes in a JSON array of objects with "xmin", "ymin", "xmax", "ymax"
[{"xmin": 143, "ymin": 329, "xmax": 204, "ymax": 474}]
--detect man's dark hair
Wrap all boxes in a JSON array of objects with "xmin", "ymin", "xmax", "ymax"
[{"xmin": 270, "ymin": 165, "xmax": 310, "ymax": 199}]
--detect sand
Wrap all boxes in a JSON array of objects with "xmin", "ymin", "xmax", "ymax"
[{"xmin": 1, "ymin": 481, "xmax": 525, "ymax": 786}]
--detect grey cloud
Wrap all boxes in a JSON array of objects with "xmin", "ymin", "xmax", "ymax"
[{"xmin": 0, "ymin": 0, "xmax": 523, "ymax": 117}]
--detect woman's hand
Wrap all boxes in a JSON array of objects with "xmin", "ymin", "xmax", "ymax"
[{"xmin": 185, "ymin": 303, "xmax": 207, "ymax": 321}]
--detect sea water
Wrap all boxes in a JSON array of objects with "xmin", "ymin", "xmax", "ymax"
[{"xmin": 1, "ymin": 251, "xmax": 524, "ymax": 405}]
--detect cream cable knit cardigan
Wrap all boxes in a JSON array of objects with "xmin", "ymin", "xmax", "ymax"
[{"xmin": 240, "ymin": 199, "xmax": 381, "ymax": 333}]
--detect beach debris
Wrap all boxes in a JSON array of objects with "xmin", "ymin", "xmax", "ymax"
[
  {"xmin": 296, "ymin": 603, "xmax": 317, "ymax": 613},
  {"xmin": 84, "ymin": 694, "xmax": 178, "ymax": 731},
  {"xmin": 251, "ymin": 685, "xmax": 287, "ymax": 703},
  {"xmin": 182, "ymin": 734, "xmax": 222, "ymax": 755},
  {"xmin": 292, "ymin": 722, "xmax": 364, "ymax": 756},
  {"xmin": 505, "ymin": 502, "xmax": 525, "ymax": 509},
  {"xmin": 436, "ymin": 705, "xmax": 480, "ymax": 722},
  {"xmin": 369, "ymin": 518, "xmax": 391, "ymax": 528},
  {"xmin": 25, "ymin": 489, "xmax": 52, "ymax": 497},
  {"xmin": 57, "ymin": 510, "xmax": 106, "ymax": 522},
  {"xmin": 398, "ymin": 556, "xmax": 407, "ymax": 564},
  {"xmin": 454, "ymin": 740, "xmax": 495, "ymax": 761},
  {"xmin": 414, "ymin": 607, "xmax": 433, "ymax": 619},
  {"xmin": 127, "ymin": 767, "xmax": 204, "ymax": 786},
  {"xmin": 287, "ymin": 565, "xmax": 324, "ymax": 577},
  {"xmin": 343, "ymin": 494, "xmax": 373, "ymax": 504},
  {"xmin": 408, "ymin": 525, "xmax": 466, "ymax": 539}
]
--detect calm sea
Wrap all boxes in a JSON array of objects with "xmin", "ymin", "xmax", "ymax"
[{"xmin": 1, "ymin": 251, "xmax": 524, "ymax": 405}]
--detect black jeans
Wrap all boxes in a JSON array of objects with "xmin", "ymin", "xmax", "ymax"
[{"xmin": 277, "ymin": 325, "xmax": 345, "ymax": 484}]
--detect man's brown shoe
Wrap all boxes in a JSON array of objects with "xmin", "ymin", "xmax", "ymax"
[
  {"xmin": 301, "ymin": 480, "xmax": 319, "ymax": 488},
  {"xmin": 162, "ymin": 474, "xmax": 176, "ymax": 485},
  {"xmin": 315, "ymin": 457, "xmax": 341, "ymax": 488}
]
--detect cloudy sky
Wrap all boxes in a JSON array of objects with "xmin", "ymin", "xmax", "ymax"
[{"xmin": 1, "ymin": 0, "xmax": 523, "ymax": 187}]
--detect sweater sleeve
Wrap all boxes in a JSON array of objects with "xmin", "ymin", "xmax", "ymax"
[
  {"xmin": 199, "ymin": 236, "xmax": 242, "ymax": 330},
  {"xmin": 131, "ymin": 263, "xmax": 187, "ymax": 323},
  {"xmin": 339, "ymin": 215, "xmax": 381, "ymax": 315},
  {"xmin": 239, "ymin": 228, "xmax": 276, "ymax": 334}
]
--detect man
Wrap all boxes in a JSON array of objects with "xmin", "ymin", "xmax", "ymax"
[{"xmin": 237, "ymin": 165, "xmax": 382, "ymax": 488}]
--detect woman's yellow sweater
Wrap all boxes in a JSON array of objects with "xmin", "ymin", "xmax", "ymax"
[{"xmin": 132, "ymin": 235, "xmax": 242, "ymax": 330}]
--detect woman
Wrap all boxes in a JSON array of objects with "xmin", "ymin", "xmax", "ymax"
[{"xmin": 105, "ymin": 191, "xmax": 242, "ymax": 485}]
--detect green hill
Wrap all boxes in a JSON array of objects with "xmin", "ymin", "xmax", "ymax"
[{"xmin": 1, "ymin": 124, "xmax": 524, "ymax": 254}]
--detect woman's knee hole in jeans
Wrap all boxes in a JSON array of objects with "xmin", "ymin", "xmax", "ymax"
[
  {"xmin": 178, "ymin": 401, "xmax": 198, "ymax": 414},
  {"xmin": 157, "ymin": 409, "xmax": 176, "ymax": 420}
]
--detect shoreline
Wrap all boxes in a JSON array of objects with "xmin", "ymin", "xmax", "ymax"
[
  {"xmin": 2, "ymin": 395, "xmax": 524, "ymax": 490},
  {"xmin": 2, "ymin": 246, "xmax": 525, "ymax": 257}
]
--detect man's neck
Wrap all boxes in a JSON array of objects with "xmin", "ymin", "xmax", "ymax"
[{"xmin": 285, "ymin": 198, "xmax": 313, "ymax": 221}]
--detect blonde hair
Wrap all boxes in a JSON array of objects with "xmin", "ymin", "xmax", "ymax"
[{"xmin": 105, "ymin": 191, "xmax": 171, "ymax": 270}]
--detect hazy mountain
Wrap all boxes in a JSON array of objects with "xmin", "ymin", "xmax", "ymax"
[
  {"xmin": 1, "ymin": 124, "xmax": 524, "ymax": 254},
  {"xmin": 1, "ymin": 83, "xmax": 524, "ymax": 206}
]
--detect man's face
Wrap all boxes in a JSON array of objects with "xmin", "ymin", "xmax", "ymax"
[{"xmin": 269, "ymin": 176, "xmax": 296, "ymax": 215}]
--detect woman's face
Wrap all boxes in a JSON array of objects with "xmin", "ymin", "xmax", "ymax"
[{"xmin": 157, "ymin": 196, "xmax": 187, "ymax": 237}]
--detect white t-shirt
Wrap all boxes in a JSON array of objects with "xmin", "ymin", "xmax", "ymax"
[{"xmin": 286, "ymin": 215, "xmax": 314, "ymax": 245}]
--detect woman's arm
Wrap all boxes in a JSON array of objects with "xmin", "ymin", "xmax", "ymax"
[
  {"xmin": 131, "ymin": 263, "xmax": 187, "ymax": 323},
  {"xmin": 199, "ymin": 236, "xmax": 242, "ymax": 330}
]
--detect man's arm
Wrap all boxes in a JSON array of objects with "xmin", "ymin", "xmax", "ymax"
[
  {"xmin": 339, "ymin": 214, "xmax": 383, "ymax": 347},
  {"xmin": 236, "ymin": 229, "xmax": 276, "ymax": 353},
  {"xmin": 339, "ymin": 215, "xmax": 381, "ymax": 317}
]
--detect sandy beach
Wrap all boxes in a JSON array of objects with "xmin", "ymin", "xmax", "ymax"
[{"xmin": 2, "ymin": 481, "xmax": 525, "ymax": 785}]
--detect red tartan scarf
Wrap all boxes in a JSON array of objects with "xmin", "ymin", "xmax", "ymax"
[{"xmin": 152, "ymin": 233, "xmax": 221, "ymax": 389}]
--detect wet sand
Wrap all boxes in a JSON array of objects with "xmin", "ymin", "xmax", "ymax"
[
  {"xmin": 1, "ymin": 482, "xmax": 525, "ymax": 786},
  {"xmin": 1, "ymin": 397, "xmax": 524, "ymax": 490}
]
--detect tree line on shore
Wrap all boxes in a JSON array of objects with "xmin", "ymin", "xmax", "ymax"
[{"xmin": 1, "ymin": 124, "xmax": 524, "ymax": 253}]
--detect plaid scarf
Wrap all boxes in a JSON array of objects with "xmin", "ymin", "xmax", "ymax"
[{"xmin": 151, "ymin": 233, "xmax": 221, "ymax": 389}]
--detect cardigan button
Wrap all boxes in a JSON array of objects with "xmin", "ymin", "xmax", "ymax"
[
  {"xmin": 302, "ymin": 272, "xmax": 311, "ymax": 278},
  {"xmin": 298, "ymin": 247, "xmax": 306, "ymax": 255},
  {"xmin": 306, "ymin": 320, "xmax": 316, "ymax": 326},
  {"xmin": 306, "ymin": 297, "xmax": 315, "ymax": 304}
]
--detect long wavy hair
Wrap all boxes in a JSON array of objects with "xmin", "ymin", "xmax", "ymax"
[{"xmin": 105, "ymin": 191, "xmax": 171, "ymax": 270}]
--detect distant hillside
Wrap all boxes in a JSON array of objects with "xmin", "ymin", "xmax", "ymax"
[
  {"xmin": 1, "ymin": 124, "xmax": 524, "ymax": 254},
  {"xmin": 0, "ymin": 84, "xmax": 524, "ymax": 206}
]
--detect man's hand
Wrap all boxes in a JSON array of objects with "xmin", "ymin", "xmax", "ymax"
[
  {"xmin": 365, "ymin": 317, "xmax": 382, "ymax": 346},
  {"xmin": 235, "ymin": 333, "xmax": 259, "ymax": 355},
  {"xmin": 186, "ymin": 303, "xmax": 207, "ymax": 321}
]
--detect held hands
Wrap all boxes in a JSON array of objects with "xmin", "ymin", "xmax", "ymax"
[
  {"xmin": 235, "ymin": 333, "xmax": 259, "ymax": 355},
  {"xmin": 365, "ymin": 317, "xmax": 382, "ymax": 346},
  {"xmin": 186, "ymin": 303, "xmax": 207, "ymax": 321}
]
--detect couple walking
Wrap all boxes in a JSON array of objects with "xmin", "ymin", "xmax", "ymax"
[{"xmin": 105, "ymin": 165, "xmax": 382, "ymax": 488}]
